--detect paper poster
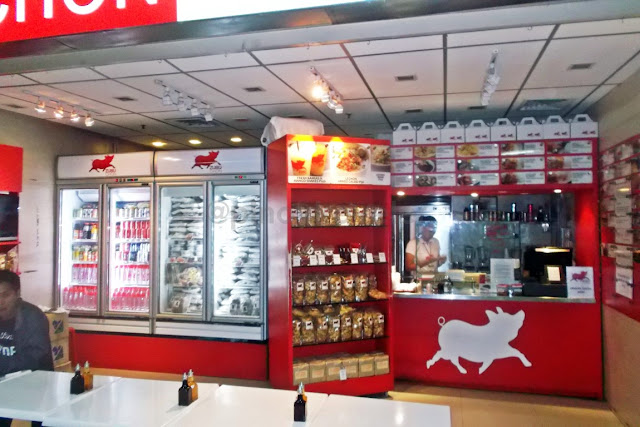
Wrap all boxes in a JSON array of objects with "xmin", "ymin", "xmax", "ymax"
[
  {"xmin": 547, "ymin": 156, "xmax": 592, "ymax": 170},
  {"xmin": 611, "ymin": 214, "xmax": 632, "ymax": 230},
  {"xmin": 391, "ymin": 174, "xmax": 413, "ymax": 188},
  {"xmin": 457, "ymin": 158, "xmax": 499, "ymax": 172},
  {"xmin": 501, "ymin": 157, "xmax": 544, "ymax": 171},
  {"xmin": 547, "ymin": 140, "xmax": 593, "ymax": 155},
  {"xmin": 436, "ymin": 159, "xmax": 456, "ymax": 172},
  {"xmin": 615, "ymin": 229, "xmax": 633, "ymax": 245},
  {"xmin": 414, "ymin": 174, "xmax": 456, "ymax": 187},
  {"xmin": 501, "ymin": 172, "xmax": 545, "ymax": 185},
  {"xmin": 615, "ymin": 266, "xmax": 634, "ymax": 299},
  {"xmin": 501, "ymin": 142, "xmax": 544, "ymax": 156},
  {"xmin": 391, "ymin": 147, "xmax": 413, "ymax": 160},
  {"xmin": 615, "ymin": 247, "xmax": 633, "ymax": 268},
  {"xmin": 456, "ymin": 144, "xmax": 499, "ymax": 158},
  {"xmin": 566, "ymin": 267, "xmax": 595, "ymax": 299},
  {"xmin": 391, "ymin": 161, "xmax": 413, "ymax": 174},
  {"xmin": 490, "ymin": 258, "xmax": 517, "ymax": 288},
  {"xmin": 614, "ymin": 196, "xmax": 632, "ymax": 213},
  {"xmin": 457, "ymin": 173, "xmax": 500, "ymax": 186}
]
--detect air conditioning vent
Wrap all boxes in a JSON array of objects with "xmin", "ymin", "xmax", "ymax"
[
  {"xmin": 173, "ymin": 117, "xmax": 218, "ymax": 128},
  {"xmin": 243, "ymin": 87, "xmax": 265, "ymax": 92},
  {"xmin": 519, "ymin": 99, "xmax": 568, "ymax": 112},
  {"xmin": 568, "ymin": 63, "xmax": 594, "ymax": 71},
  {"xmin": 468, "ymin": 106, "xmax": 486, "ymax": 110},
  {"xmin": 114, "ymin": 96, "xmax": 137, "ymax": 102},
  {"xmin": 288, "ymin": 115, "xmax": 305, "ymax": 119},
  {"xmin": 405, "ymin": 108, "xmax": 423, "ymax": 114},
  {"xmin": 395, "ymin": 75, "xmax": 417, "ymax": 82},
  {"xmin": 234, "ymin": 118, "xmax": 250, "ymax": 122}
]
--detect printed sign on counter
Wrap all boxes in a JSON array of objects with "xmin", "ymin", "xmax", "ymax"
[
  {"xmin": 614, "ymin": 247, "xmax": 633, "ymax": 268},
  {"xmin": 614, "ymin": 195, "xmax": 632, "ymax": 212},
  {"xmin": 457, "ymin": 173, "xmax": 500, "ymax": 186},
  {"xmin": 547, "ymin": 140, "xmax": 593, "ymax": 155},
  {"xmin": 490, "ymin": 258, "xmax": 517, "ymax": 290},
  {"xmin": 615, "ymin": 266, "xmax": 634, "ymax": 299},
  {"xmin": 414, "ymin": 174, "xmax": 456, "ymax": 187},
  {"xmin": 391, "ymin": 161, "xmax": 413, "ymax": 174},
  {"xmin": 457, "ymin": 158, "xmax": 499, "ymax": 172},
  {"xmin": 390, "ymin": 146, "xmax": 413, "ymax": 160},
  {"xmin": 501, "ymin": 172, "xmax": 545, "ymax": 185},
  {"xmin": 456, "ymin": 144, "xmax": 499, "ymax": 158},
  {"xmin": 602, "ymin": 167, "xmax": 615, "ymax": 182},
  {"xmin": 501, "ymin": 157, "xmax": 545, "ymax": 171},
  {"xmin": 566, "ymin": 267, "xmax": 595, "ymax": 299},
  {"xmin": 501, "ymin": 142, "xmax": 544, "ymax": 156}
]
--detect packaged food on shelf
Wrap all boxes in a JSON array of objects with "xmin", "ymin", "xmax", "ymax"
[
  {"xmin": 342, "ymin": 273, "xmax": 356, "ymax": 302},
  {"xmin": 329, "ymin": 274, "xmax": 342, "ymax": 303},
  {"xmin": 318, "ymin": 204, "xmax": 331, "ymax": 226},
  {"xmin": 298, "ymin": 205, "xmax": 308, "ymax": 228},
  {"xmin": 345, "ymin": 205, "xmax": 356, "ymax": 226},
  {"xmin": 293, "ymin": 317, "xmax": 302, "ymax": 346},
  {"xmin": 314, "ymin": 313, "xmax": 329, "ymax": 344},
  {"xmin": 307, "ymin": 205, "xmax": 317, "ymax": 227},
  {"xmin": 339, "ymin": 306, "xmax": 354, "ymax": 341},
  {"xmin": 374, "ymin": 312, "xmax": 385, "ymax": 338},
  {"xmin": 316, "ymin": 275, "xmax": 330, "ymax": 304},
  {"xmin": 352, "ymin": 311, "xmax": 364, "ymax": 340},
  {"xmin": 368, "ymin": 288, "xmax": 388, "ymax": 300},
  {"xmin": 374, "ymin": 206, "xmax": 384, "ymax": 226},
  {"xmin": 354, "ymin": 205, "xmax": 366, "ymax": 226},
  {"xmin": 355, "ymin": 274, "xmax": 369, "ymax": 302},
  {"xmin": 300, "ymin": 315, "xmax": 316, "ymax": 345},
  {"xmin": 330, "ymin": 205, "xmax": 341, "ymax": 226},
  {"xmin": 363, "ymin": 310, "xmax": 375, "ymax": 339},
  {"xmin": 368, "ymin": 274, "xmax": 378, "ymax": 290},
  {"xmin": 308, "ymin": 360, "xmax": 327, "ymax": 384},
  {"xmin": 304, "ymin": 275, "xmax": 317, "ymax": 306},
  {"xmin": 292, "ymin": 360, "xmax": 310, "ymax": 386},
  {"xmin": 291, "ymin": 205, "xmax": 299, "ymax": 228},
  {"xmin": 342, "ymin": 355, "xmax": 359, "ymax": 378},
  {"xmin": 374, "ymin": 354, "xmax": 390, "ymax": 375},
  {"xmin": 325, "ymin": 358, "xmax": 343, "ymax": 381},
  {"xmin": 327, "ymin": 310, "xmax": 341, "ymax": 343},
  {"xmin": 292, "ymin": 276, "xmax": 305, "ymax": 306},
  {"xmin": 358, "ymin": 354, "xmax": 375, "ymax": 378}
]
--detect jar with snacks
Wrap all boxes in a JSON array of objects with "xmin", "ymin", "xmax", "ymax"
[
  {"xmin": 329, "ymin": 274, "xmax": 342, "ymax": 303},
  {"xmin": 307, "ymin": 205, "xmax": 317, "ymax": 227},
  {"xmin": 351, "ymin": 311, "xmax": 364, "ymax": 340},
  {"xmin": 342, "ymin": 273, "xmax": 356, "ymax": 303},
  {"xmin": 303, "ymin": 275, "xmax": 317, "ymax": 306},
  {"xmin": 292, "ymin": 275, "xmax": 305, "ymax": 306},
  {"xmin": 373, "ymin": 206, "xmax": 384, "ymax": 226},
  {"xmin": 314, "ymin": 314, "xmax": 329, "ymax": 344},
  {"xmin": 364, "ymin": 206, "xmax": 375, "ymax": 226},
  {"xmin": 363, "ymin": 310, "xmax": 375, "ymax": 339},
  {"xmin": 318, "ymin": 204, "xmax": 331, "ymax": 227},
  {"xmin": 291, "ymin": 205, "xmax": 299, "ymax": 228},
  {"xmin": 298, "ymin": 205, "xmax": 308, "ymax": 228},
  {"xmin": 345, "ymin": 205, "xmax": 355, "ymax": 226},
  {"xmin": 354, "ymin": 205, "xmax": 366, "ymax": 226},
  {"xmin": 292, "ymin": 317, "xmax": 302, "ymax": 346},
  {"xmin": 329, "ymin": 206, "xmax": 341, "ymax": 226},
  {"xmin": 327, "ymin": 312, "xmax": 341, "ymax": 343},
  {"xmin": 316, "ymin": 275, "xmax": 330, "ymax": 304},
  {"xmin": 373, "ymin": 312, "xmax": 385, "ymax": 338},
  {"xmin": 355, "ymin": 274, "xmax": 369, "ymax": 302},
  {"xmin": 300, "ymin": 315, "xmax": 316, "ymax": 345}
]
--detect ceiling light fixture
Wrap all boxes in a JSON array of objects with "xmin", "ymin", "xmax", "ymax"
[
  {"xmin": 155, "ymin": 79, "xmax": 215, "ymax": 121},
  {"xmin": 152, "ymin": 141, "xmax": 166, "ymax": 147},
  {"xmin": 162, "ymin": 86, "xmax": 172, "ymax": 106},
  {"xmin": 85, "ymin": 114, "xmax": 95, "ymax": 127},
  {"xmin": 480, "ymin": 50, "xmax": 500, "ymax": 107},
  {"xmin": 554, "ymin": 189, "xmax": 562, "ymax": 194},
  {"xmin": 70, "ymin": 109, "xmax": 80, "ymax": 122},
  {"xmin": 471, "ymin": 192, "xmax": 479, "ymax": 198},
  {"xmin": 34, "ymin": 98, "xmax": 46, "ymax": 113},
  {"xmin": 189, "ymin": 139, "xmax": 202, "ymax": 145},
  {"xmin": 230, "ymin": 137, "xmax": 242, "ymax": 143},
  {"xmin": 204, "ymin": 110, "xmax": 213, "ymax": 122},
  {"xmin": 190, "ymin": 100, "xmax": 200, "ymax": 117},
  {"xmin": 177, "ymin": 93, "xmax": 187, "ymax": 112},
  {"xmin": 53, "ymin": 103, "xmax": 64, "ymax": 119},
  {"xmin": 396, "ymin": 191, "xmax": 406, "ymax": 196},
  {"xmin": 310, "ymin": 67, "xmax": 344, "ymax": 115}
]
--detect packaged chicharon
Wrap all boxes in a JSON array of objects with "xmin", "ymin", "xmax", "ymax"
[
  {"xmin": 341, "ymin": 274, "xmax": 355, "ymax": 303},
  {"xmin": 340, "ymin": 307, "xmax": 353, "ymax": 341},
  {"xmin": 303, "ymin": 275, "xmax": 317, "ymax": 306},
  {"xmin": 345, "ymin": 205, "xmax": 355, "ymax": 226},
  {"xmin": 368, "ymin": 274, "xmax": 378, "ymax": 290},
  {"xmin": 351, "ymin": 311, "xmax": 364, "ymax": 340},
  {"xmin": 307, "ymin": 205, "xmax": 317, "ymax": 227},
  {"xmin": 329, "ymin": 273, "xmax": 342, "ymax": 303},
  {"xmin": 355, "ymin": 274, "xmax": 368, "ymax": 302},
  {"xmin": 327, "ymin": 311, "xmax": 341, "ymax": 343},
  {"xmin": 364, "ymin": 206, "xmax": 375, "ymax": 226},
  {"xmin": 363, "ymin": 310, "xmax": 375, "ymax": 339},
  {"xmin": 291, "ymin": 205, "xmax": 299, "ymax": 228},
  {"xmin": 318, "ymin": 204, "xmax": 331, "ymax": 227},
  {"xmin": 354, "ymin": 205, "xmax": 366, "ymax": 226},
  {"xmin": 329, "ymin": 205, "xmax": 341, "ymax": 226},
  {"xmin": 373, "ymin": 206, "xmax": 384, "ymax": 226},
  {"xmin": 298, "ymin": 205, "xmax": 309, "ymax": 228},
  {"xmin": 300, "ymin": 315, "xmax": 316, "ymax": 345},
  {"xmin": 373, "ymin": 312, "xmax": 385, "ymax": 338},
  {"xmin": 316, "ymin": 275, "xmax": 330, "ymax": 304},
  {"xmin": 292, "ymin": 317, "xmax": 302, "ymax": 346},
  {"xmin": 314, "ymin": 313, "xmax": 329, "ymax": 344},
  {"xmin": 292, "ymin": 275, "xmax": 305, "ymax": 306}
]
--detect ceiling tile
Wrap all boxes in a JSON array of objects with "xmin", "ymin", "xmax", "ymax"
[
  {"xmin": 509, "ymin": 86, "xmax": 597, "ymax": 119},
  {"xmin": 448, "ymin": 41, "xmax": 544, "ymax": 92},
  {"xmin": 98, "ymin": 114, "xmax": 187, "ymax": 134},
  {"xmin": 448, "ymin": 26, "xmax": 554, "ymax": 47},
  {"xmin": 378, "ymin": 95, "xmax": 444, "ymax": 124},
  {"xmin": 574, "ymin": 84, "xmax": 617, "ymax": 115},
  {"xmin": 143, "ymin": 111, "xmax": 234, "ymax": 132},
  {"xmin": 607, "ymin": 53, "xmax": 640, "ymax": 84},
  {"xmin": 446, "ymin": 90, "xmax": 518, "ymax": 123},
  {"xmin": 253, "ymin": 102, "xmax": 329, "ymax": 123},
  {"xmin": 0, "ymin": 75, "xmax": 36, "ymax": 87},
  {"xmin": 117, "ymin": 73, "xmax": 241, "ymax": 108},
  {"xmin": 341, "ymin": 123, "xmax": 393, "ymax": 138},
  {"xmin": 52, "ymin": 80, "xmax": 176, "ymax": 113},
  {"xmin": 344, "ymin": 36, "xmax": 442, "ymax": 56},
  {"xmin": 167, "ymin": 53, "xmax": 258, "ymax": 72},
  {"xmin": 252, "ymin": 44, "xmax": 345, "ymax": 65},
  {"xmin": 268, "ymin": 58, "xmax": 371, "ymax": 100},
  {"xmin": 93, "ymin": 60, "xmax": 179, "ymax": 78},
  {"xmin": 314, "ymin": 99, "xmax": 385, "ymax": 125},
  {"xmin": 122, "ymin": 135, "xmax": 186, "ymax": 150},
  {"xmin": 154, "ymin": 134, "xmax": 229, "ymax": 148},
  {"xmin": 526, "ymin": 34, "xmax": 640, "ymax": 88},
  {"xmin": 50, "ymin": 118, "xmax": 146, "ymax": 138},
  {"xmin": 200, "ymin": 131, "xmax": 260, "ymax": 146},
  {"xmin": 555, "ymin": 18, "xmax": 640, "ymax": 38},
  {"xmin": 206, "ymin": 106, "xmax": 270, "ymax": 130},
  {"xmin": 22, "ymin": 68, "xmax": 105, "ymax": 84},
  {"xmin": 354, "ymin": 50, "xmax": 444, "ymax": 97},
  {"xmin": 190, "ymin": 67, "xmax": 305, "ymax": 105}
]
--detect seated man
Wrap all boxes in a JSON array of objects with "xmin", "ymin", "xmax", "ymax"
[{"xmin": 0, "ymin": 270, "xmax": 53, "ymax": 427}]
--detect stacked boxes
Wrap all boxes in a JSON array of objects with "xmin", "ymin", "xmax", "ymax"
[
  {"xmin": 44, "ymin": 310, "xmax": 70, "ymax": 368},
  {"xmin": 292, "ymin": 352, "xmax": 390, "ymax": 385}
]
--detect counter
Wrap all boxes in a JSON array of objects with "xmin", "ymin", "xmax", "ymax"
[{"xmin": 395, "ymin": 292, "xmax": 596, "ymax": 304}]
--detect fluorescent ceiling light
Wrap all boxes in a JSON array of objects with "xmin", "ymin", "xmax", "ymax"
[
  {"xmin": 230, "ymin": 137, "xmax": 242, "ymax": 143},
  {"xmin": 152, "ymin": 141, "xmax": 166, "ymax": 147},
  {"xmin": 189, "ymin": 139, "xmax": 202, "ymax": 145}
]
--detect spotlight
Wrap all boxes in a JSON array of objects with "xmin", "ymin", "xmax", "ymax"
[
  {"xmin": 334, "ymin": 104, "xmax": 344, "ymax": 115},
  {"xmin": 230, "ymin": 137, "xmax": 242, "ymax": 143},
  {"xmin": 162, "ymin": 87, "xmax": 172, "ymax": 106},
  {"xmin": 190, "ymin": 100, "xmax": 200, "ymax": 117},
  {"xmin": 53, "ymin": 103, "xmax": 64, "ymax": 119},
  {"xmin": 177, "ymin": 93, "xmax": 187, "ymax": 112},
  {"xmin": 152, "ymin": 141, "xmax": 166, "ymax": 147},
  {"xmin": 34, "ymin": 99, "xmax": 46, "ymax": 113},
  {"xmin": 85, "ymin": 114, "xmax": 95, "ymax": 127},
  {"xmin": 396, "ymin": 191, "xmax": 406, "ymax": 196},
  {"xmin": 471, "ymin": 192, "xmax": 479, "ymax": 198},
  {"xmin": 204, "ymin": 110, "xmax": 213, "ymax": 122},
  {"xmin": 70, "ymin": 109, "xmax": 80, "ymax": 122},
  {"xmin": 554, "ymin": 189, "xmax": 562, "ymax": 194},
  {"xmin": 189, "ymin": 139, "xmax": 202, "ymax": 145},
  {"xmin": 312, "ymin": 79, "xmax": 327, "ymax": 100}
]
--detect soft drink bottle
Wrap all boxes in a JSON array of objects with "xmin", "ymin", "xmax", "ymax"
[
  {"xmin": 63, "ymin": 287, "xmax": 70, "ymax": 308},
  {"xmin": 142, "ymin": 288, "xmax": 149, "ymax": 310}
]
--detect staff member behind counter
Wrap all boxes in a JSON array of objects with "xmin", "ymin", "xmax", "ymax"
[{"xmin": 405, "ymin": 216, "xmax": 447, "ymax": 276}]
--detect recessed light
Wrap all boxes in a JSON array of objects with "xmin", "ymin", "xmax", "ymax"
[
  {"xmin": 230, "ymin": 137, "xmax": 242, "ymax": 143},
  {"xmin": 554, "ymin": 189, "xmax": 562, "ymax": 194},
  {"xmin": 471, "ymin": 193, "xmax": 479, "ymax": 198},
  {"xmin": 189, "ymin": 139, "xmax": 202, "ymax": 145},
  {"xmin": 152, "ymin": 141, "xmax": 166, "ymax": 147},
  {"xmin": 396, "ymin": 191, "xmax": 406, "ymax": 196}
]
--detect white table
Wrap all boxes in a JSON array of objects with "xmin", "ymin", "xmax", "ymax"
[
  {"xmin": 310, "ymin": 394, "xmax": 451, "ymax": 427},
  {"xmin": 43, "ymin": 377, "xmax": 218, "ymax": 427},
  {"xmin": 165, "ymin": 385, "xmax": 328, "ymax": 427},
  {"xmin": 0, "ymin": 370, "xmax": 118, "ymax": 422}
]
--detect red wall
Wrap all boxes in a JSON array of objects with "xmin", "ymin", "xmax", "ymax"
[{"xmin": 0, "ymin": 145, "xmax": 23, "ymax": 193}]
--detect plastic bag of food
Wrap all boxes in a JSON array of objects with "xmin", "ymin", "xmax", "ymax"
[
  {"xmin": 374, "ymin": 311, "xmax": 385, "ymax": 338},
  {"xmin": 351, "ymin": 311, "xmax": 364, "ymax": 340},
  {"xmin": 327, "ymin": 313, "xmax": 341, "ymax": 343},
  {"xmin": 354, "ymin": 205, "xmax": 366, "ymax": 226},
  {"xmin": 298, "ymin": 205, "xmax": 309, "ymax": 228},
  {"xmin": 339, "ymin": 305, "xmax": 354, "ymax": 342},
  {"xmin": 342, "ymin": 273, "xmax": 355, "ymax": 303},
  {"xmin": 292, "ymin": 317, "xmax": 302, "ymax": 346},
  {"xmin": 291, "ymin": 205, "xmax": 299, "ymax": 228},
  {"xmin": 304, "ymin": 275, "xmax": 317, "ymax": 306},
  {"xmin": 318, "ymin": 204, "xmax": 331, "ymax": 227},
  {"xmin": 300, "ymin": 315, "xmax": 316, "ymax": 345},
  {"xmin": 345, "ymin": 205, "xmax": 355, "ymax": 226},
  {"xmin": 364, "ymin": 206, "xmax": 375, "ymax": 226},
  {"xmin": 314, "ymin": 314, "xmax": 329, "ymax": 344},
  {"xmin": 307, "ymin": 205, "xmax": 317, "ymax": 227},
  {"xmin": 368, "ymin": 274, "xmax": 378, "ymax": 290},
  {"xmin": 373, "ymin": 206, "xmax": 384, "ymax": 227},
  {"xmin": 329, "ymin": 205, "xmax": 341, "ymax": 226},
  {"xmin": 316, "ymin": 275, "xmax": 330, "ymax": 304},
  {"xmin": 355, "ymin": 274, "xmax": 368, "ymax": 302},
  {"xmin": 363, "ymin": 310, "xmax": 375, "ymax": 339},
  {"xmin": 329, "ymin": 273, "xmax": 342, "ymax": 303},
  {"xmin": 292, "ymin": 275, "xmax": 305, "ymax": 306},
  {"xmin": 368, "ymin": 288, "xmax": 388, "ymax": 300},
  {"xmin": 337, "ymin": 205, "xmax": 349, "ymax": 226}
]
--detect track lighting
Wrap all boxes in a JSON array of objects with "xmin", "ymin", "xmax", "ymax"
[
  {"xmin": 310, "ymin": 67, "xmax": 344, "ymax": 115},
  {"xmin": 155, "ymin": 79, "xmax": 216, "ymax": 122},
  {"xmin": 85, "ymin": 114, "xmax": 95, "ymax": 127},
  {"xmin": 34, "ymin": 98, "xmax": 46, "ymax": 113},
  {"xmin": 53, "ymin": 103, "xmax": 64, "ymax": 119},
  {"xmin": 70, "ymin": 109, "xmax": 80, "ymax": 122},
  {"xmin": 204, "ymin": 110, "xmax": 213, "ymax": 122},
  {"xmin": 190, "ymin": 100, "xmax": 200, "ymax": 117},
  {"xmin": 480, "ymin": 50, "xmax": 500, "ymax": 107},
  {"xmin": 162, "ymin": 87, "xmax": 172, "ymax": 106},
  {"xmin": 177, "ymin": 93, "xmax": 187, "ymax": 112}
]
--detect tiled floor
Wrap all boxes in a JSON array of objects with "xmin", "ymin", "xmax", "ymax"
[{"xmin": 11, "ymin": 370, "xmax": 622, "ymax": 426}]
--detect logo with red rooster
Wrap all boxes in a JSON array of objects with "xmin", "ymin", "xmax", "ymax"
[
  {"xmin": 192, "ymin": 151, "xmax": 222, "ymax": 170},
  {"xmin": 89, "ymin": 155, "xmax": 116, "ymax": 174}
]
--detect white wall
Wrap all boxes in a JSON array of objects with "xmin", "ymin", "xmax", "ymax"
[{"xmin": 0, "ymin": 108, "xmax": 142, "ymax": 307}]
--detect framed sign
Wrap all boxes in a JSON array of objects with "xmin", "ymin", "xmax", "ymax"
[{"xmin": 544, "ymin": 265, "xmax": 564, "ymax": 284}]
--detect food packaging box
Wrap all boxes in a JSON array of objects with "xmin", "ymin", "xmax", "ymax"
[
  {"xmin": 490, "ymin": 118, "xmax": 516, "ymax": 141},
  {"xmin": 392, "ymin": 123, "xmax": 416, "ymax": 145},
  {"xmin": 441, "ymin": 121, "xmax": 465, "ymax": 143},
  {"xmin": 51, "ymin": 337, "xmax": 70, "ymax": 367},
  {"xmin": 325, "ymin": 358, "xmax": 343, "ymax": 382},
  {"xmin": 308, "ymin": 360, "xmax": 327, "ymax": 384},
  {"xmin": 45, "ymin": 310, "xmax": 69, "ymax": 340},
  {"xmin": 570, "ymin": 114, "xmax": 599, "ymax": 137},
  {"xmin": 358, "ymin": 354, "xmax": 375, "ymax": 378},
  {"xmin": 543, "ymin": 115, "xmax": 570, "ymax": 139},
  {"xmin": 416, "ymin": 122, "xmax": 441, "ymax": 144},
  {"xmin": 374, "ymin": 354, "xmax": 390, "ymax": 375},
  {"xmin": 517, "ymin": 117, "xmax": 543, "ymax": 140},
  {"xmin": 54, "ymin": 361, "xmax": 73, "ymax": 373},
  {"xmin": 292, "ymin": 360, "xmax": 310, "ymax": 386},
  {"xmin": 465, "ymin": 120, "xmax": 491, "ymax": 142},
  {"xmin": 341, "ymin": 356, "xmax": 359, "ymax": 379}
]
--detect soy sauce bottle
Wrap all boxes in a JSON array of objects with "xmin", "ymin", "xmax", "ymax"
[
  {"xmin": 187, "ymin": 369, "xmax": 198, "ymax": 401},
  {"xmin": 83, "ymin": 361, "xmax": 94, "ymax": 391},
  {"xmin": 178, "ymin": 373, "xmax": 192, "ymax": 406},
  {"xmin": 70, "ymin": 364, "xmax": 85, "ymax": 395},
  {"xmin": 293, "ymin": 383, "xmax": 307, "ymax": 422}
]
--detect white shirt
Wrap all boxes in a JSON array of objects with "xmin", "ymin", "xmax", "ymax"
[{"xmin": 405, "ymin": 237, "xmax": 441, "ymax": 274}]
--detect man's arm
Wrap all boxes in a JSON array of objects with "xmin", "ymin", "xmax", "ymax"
[{"xmin": 17, "ymin": 310, "xmax": 53, "ymax": 372}]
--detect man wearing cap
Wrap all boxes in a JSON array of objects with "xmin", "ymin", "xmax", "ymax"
[{"xmin": 405, "ymin": 215, "xmax": 447, "ymax": 276}]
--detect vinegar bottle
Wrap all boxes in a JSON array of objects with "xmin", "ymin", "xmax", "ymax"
[
  {"xmin": 187, "ymin": 369, "xmax": 198, "ymax": 401},
  {"xmin": 70, "ymin": 364, "xmax": 85, "ymax": 395},
  {"xmin": 178, "ymin": 373, "xmax": 192, "ymax": 406},
  {"xmin": 83, "ymin": 361, "xmax": 94, "ymax": 391},
  {"xmin": 293, "ymin": 383, "xmax": 307, "ymax": 422}
]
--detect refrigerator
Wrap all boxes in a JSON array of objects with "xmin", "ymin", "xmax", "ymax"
[
  {"xmin": 56, "ymin": 152, "xmax": 155, "ymax": 334},
  {"xmin": 153, "ymin": 148, "xmax": 266, "ymax": 340}
]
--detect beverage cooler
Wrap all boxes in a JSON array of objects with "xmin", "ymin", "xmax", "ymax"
[{"xmin": 56, "ymin": 148, "xmax": 267, "ymax": 341}]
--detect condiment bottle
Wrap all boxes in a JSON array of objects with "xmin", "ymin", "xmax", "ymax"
[
  {"xmin": 293, "ymin": 383, "xmax": 307, "ymax": 422},
  {"xmin": 83, "ymin": 361, "xmax": 94, "ymax": 391},
  {"xmin": 178, "ymin": 373, "xmax": 192, "ymax": 406},
  {"xmin": 187, "ymin": 369, "xmax": 198, "ymax": 401},
  {"xmin": 70, "ymin": 364, "xmax": 85, "ymax": 395}
]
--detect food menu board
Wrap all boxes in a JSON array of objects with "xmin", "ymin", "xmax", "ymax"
[
  {"xmin": 288, "ymin": 138, "xmax": 390, "ymax": 186},
  {"xmin": 390, "ymin": 139, "xmax": 595, "ymax": 188}
]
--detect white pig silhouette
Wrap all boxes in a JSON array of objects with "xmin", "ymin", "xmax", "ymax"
[{"xmin": 426, "ymin": 307, "xmax": 531, "ymax": 374}]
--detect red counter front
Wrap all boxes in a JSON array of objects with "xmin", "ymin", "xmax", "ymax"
[{"xmin": 393, "ymin": 296, "xmax": 602, "ymax": 398}]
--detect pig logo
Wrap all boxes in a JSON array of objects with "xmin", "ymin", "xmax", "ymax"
[
  {"xmin": 426, "ymin": 307, "xmax": 531, "ymax": 374},
  {"xmin": 192, "ymin": 151, "xmax": 221, "ymax": 169},
  {"xmin": 89, "ymin": 155, "xmax": 115, "ymax": 173},
  {"xmin": 570, "ymin": 270, "xmax": 589, "ymax": 283}
]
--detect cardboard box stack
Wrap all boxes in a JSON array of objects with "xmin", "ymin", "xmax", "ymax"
[
  {"xmin": 44, "ymin": 309, "xmax": 71, "ymax": 371},
  {"xmin": 292, "ymin": 352, "xmax": 390, "ymax": 385}
]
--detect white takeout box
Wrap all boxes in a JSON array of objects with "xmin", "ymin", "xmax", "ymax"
[
  {"xmin": 465, "ymin": 119, "xmax": 491, "ymax": 142},
  {"xmin": 543, "ymin": 115, "xmax": 570, "ymax": 139},
  {"xmin": 517, "ymin": 117, "xmax": 543, "ymax": 140},
  {"xmin": 441, "ymin": 121, "xmax": 465, "ymax": 143},
  {"xmin": 491, "ymin": 118, "xmax": 516, "ymax": 141},
  {"xmin": 416, "ymin": 122, "xmax": 441, "ymax": 144},
  {"xmin": 392, "ymin": 123, "xmax": 417, "ymax": 145},
  {"xmin": 570, "ymin": 114, "xmax": 599, "ymax": 137}
]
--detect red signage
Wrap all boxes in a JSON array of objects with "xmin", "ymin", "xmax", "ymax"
[{"xmin": 0, "ymin": 0, "xmax": 176, "ymax": 43}]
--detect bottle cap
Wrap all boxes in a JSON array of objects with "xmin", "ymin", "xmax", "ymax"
[
  {"xmin": 84, "ymin": 361, "xmax": 90, "ymax": 369},
  {"xmin": 183, "ymin": 373, "xmax": 187, "ymax": 380},
  {"xmin": 188, "ymin": 369, "xmax": 193, "ymax": 377},
  {"xmin": 297, "ymin": 383, "xmax": 305, "ymax": 394},
  {"xmin": 75, "ymin": 363, "xmax": 81, "ymax": 371}
]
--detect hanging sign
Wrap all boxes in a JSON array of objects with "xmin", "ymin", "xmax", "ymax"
[
  {"xmin": 155, "ymin": 148, "xmax": 264, "ymax": 176},
  {"xmin": 57, "ymin": 152, "xmax": 154, "ymax": 179}
]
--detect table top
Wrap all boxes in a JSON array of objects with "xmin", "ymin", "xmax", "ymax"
[
  {"xmin": 165, "ymin": 385, "xmax": 329, "ymax": 427},
  {"xmin": 310, "ymin": 394, "xmax": 451, "ymax": 427},
  {"xmin": 43, "ymin": 377, "xmax": 219, "ymax": 427},
  {"xmin": 0, "ymin": 370, "xmax": 118, "ymax": 422}
]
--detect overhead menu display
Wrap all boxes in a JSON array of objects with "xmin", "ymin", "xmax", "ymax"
[{"xmin": 287, "ymin": 138, "xmax": 390, "ymax": 186}]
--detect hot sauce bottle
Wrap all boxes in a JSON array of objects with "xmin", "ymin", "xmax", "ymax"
[
  {"xmin": 178, "ymin": 373, "xmax": 192, "ymax": 406},
  {"xmin": 293, "ymin": 383, "xmax": 307, "ymax": 422},
  {"xmin": 70, "ymin": 364, "xmax": 85, "ymax": 395},
  {"xmin": 83, "ymin": 361, "xmax": 94, "ymax": 391},
  {"xmin": 187, "ymin": 369, "xmax": 198, "ymax": 401}
]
